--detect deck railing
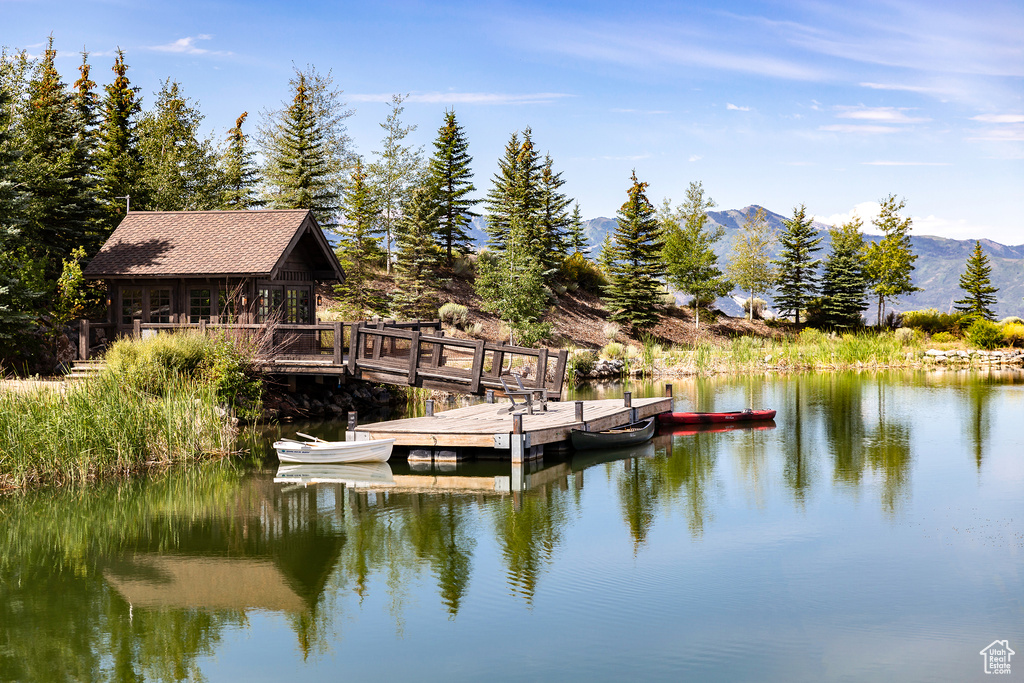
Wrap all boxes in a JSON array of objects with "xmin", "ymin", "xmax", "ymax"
[{"xmin": 77, "ymin": 317, "xmax": 566, "ymax": 397}]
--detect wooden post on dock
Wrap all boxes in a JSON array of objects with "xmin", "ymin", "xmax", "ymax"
[
  {"xmin": 624, "ymin": 391, "xmax": 632, "ymax": 407},
  {"xmin": 511, "ymin": 413, "xmax": 526, "ymax": 464},
  {"xmin": 665, "ymin": 383, "xmax": 673, "ymax": 397},
  {"xmin": 425, "ymin": 399, "xmax": 434, "ymax": 417},
  {"xmin": 486, "ymin": 389, "xmax": 495, "ymax": 404},
  {"xmin": 333, "ymin": 322, "xmax": 343, "ymax": 365},
  {"xmin": 575, "ymin": 401, "xmax": 585, "ymax": 429},
  {"xmin": 346, "ymin": 411, "xmax": 358, "ymax": 441}
]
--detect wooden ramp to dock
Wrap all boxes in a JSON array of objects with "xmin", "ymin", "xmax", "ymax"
[{"xmin": 352, "ymin": 396, "xmax": 671, "ymax": 463}]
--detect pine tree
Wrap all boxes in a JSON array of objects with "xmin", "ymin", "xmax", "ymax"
[
  {"xmin": 954, "ymin": 241, "xmax": 998, "ymax": 321},
  {"xmin": 259, "ymin": 66, "xmax": 352, "ymax": 229},
  {"xmin": 427, "ymin": 109, "xmax": 476, "ymax": 265},
  {"xmin": 726, "ymin": 207, "xmax": 776, "ymax": 321},
  {"xmin": 605, "ymin": 171, "xmax": 664, "ymax": 331},
  {"xmin": 863, "ymin": 194, "xmax": 920, "ymax": 325},
  {"xmin": 0, "ymin": 73, "xmax": 38, "ymax": 346},
  {"xmin": 392, "ymin": 184, "xmax": 443, "ymax": 319},
  {"xmin": 661, "ymin": 182, "xmax": 731, "ymax": 328},
  {"xmin": 72, "ymin": 51, "xmax": 99, "ymax": 167},
  {"xmin": 536, "ymin": 154, "xmax": 572, "ymax": 280},
  {"xmin": 334, "ymin": 158, "xmax": 384, "ymax": 315},
  {"xmin": 772, "ymin": 204, "xmax": 822, "ymax": 324},
  {"xmin": 567, "ymin": 203, "xmax": 587, "ymax": 254},
  {"xmin": 96, "ymin": 48, "xmax": 143, "ymax": 223},
  {"xmin": 820, "ymin": 216, "xmax": 868, "ymax": 328},
  {"xmin": 138, "ymin": 80, "xmax": 222, "ymax": 211},
  {"xmin": 19, "ymin": 36, "xmax": 102, "ymax": 275},
  {"xmin": 219, "ymin": 112, "xmax": 262, "ymax": 208},
  {"xmin": 483, "ymin": 129, "xmax": 542, "ymax": 258}
]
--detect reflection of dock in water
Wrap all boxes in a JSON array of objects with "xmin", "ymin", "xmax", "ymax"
[{"xmin": 274, "ymin": 460, "xmax": 573, "ymax": 494}]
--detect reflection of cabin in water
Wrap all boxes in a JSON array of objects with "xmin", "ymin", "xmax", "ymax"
[
  {"xmin": 103, "ymin": 476, "xmax": 346, "ymax": 614},
  {"xmin": 83, "ymin": 209, "xmax": 344, "ymax": 334}
]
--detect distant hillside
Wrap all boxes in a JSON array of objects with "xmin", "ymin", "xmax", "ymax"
[{"xmin": 552, "ymin": 207, "xmax": 1024, "ymax": 319}]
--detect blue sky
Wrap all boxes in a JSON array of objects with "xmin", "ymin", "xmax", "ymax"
[{"xmin": 4, "ymin": 0, "xmax": 1023, "ymax": 242}]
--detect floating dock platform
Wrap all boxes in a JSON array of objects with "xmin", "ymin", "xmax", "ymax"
[{"xmin": 351, "ymin": 395, "xmax": 672, "ymax": 463}]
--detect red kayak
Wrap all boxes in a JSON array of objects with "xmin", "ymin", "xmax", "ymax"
[{"xmin": 658, "ymin": 409, "xmax": 776, "ymax": 425}]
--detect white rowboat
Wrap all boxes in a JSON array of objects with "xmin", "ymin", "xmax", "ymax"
[{"xmin": 273, "ymin": 432, "xmax": 395, "ymax": 464}]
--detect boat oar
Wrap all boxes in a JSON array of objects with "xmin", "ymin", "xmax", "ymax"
[{"xmin": 296, "ymin": 432, "xmax": 326, "ymax": 442}]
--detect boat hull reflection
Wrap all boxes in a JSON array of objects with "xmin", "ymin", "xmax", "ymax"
[{"xmin": 275, "ymin": 462, "xmax": 397, "ymax": 488}]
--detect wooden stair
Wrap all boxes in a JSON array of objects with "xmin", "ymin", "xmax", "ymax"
[{"xmin": 66, "ymin": 359, "xmax": 107, "ymax": 380}]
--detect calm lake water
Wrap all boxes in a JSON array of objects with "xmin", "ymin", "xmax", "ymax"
[{"xmin": 2, "ymin": 371, "xmax": 1022, "ymax": 682}]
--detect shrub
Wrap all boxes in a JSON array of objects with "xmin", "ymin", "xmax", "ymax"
[
  {"xmin": 104, "ymin": 331, "xmax": 263, "ymax": 419},
  {"xmin": 602, "ymin": 341, "xmax": 624, "ymax": 360},
  {"xmin": 894, "ymin": 327, "xmax": 919, "ymax": 344},
  {"xmin": 931, "ymin": 331, "xmax": 957, "ymax": 344},
  {"xmin": 966, "ymin": 318, "xmax": 1003, "ymax": 350},
  {"xmin": 901, "ymin": 309, "xmax": 968, "ymax": 335},
  {"xmin": 453, "ymin": 256, "xmax": 474, "ymax": 278},
  {"xmin": 1002, "ymin": 322, "xmax": 1024, "ymax": 347},
  {"xmin": 603, "ymin": 322, "xmax": 621, "ymax": 342},
  {"xmin": 438, "ymin": 302, "xmax": 469, "ymax": 328},
  {"xmin": 560, "ymin": 252, "xmax": 607, "ymax": 294},
  {"xmin": 741, "ymin": 297, "xmax": 767, "ymax": 319},
  {"xmin": 566, "ymin": 349, "xmax": 597, "ymax": 383}
]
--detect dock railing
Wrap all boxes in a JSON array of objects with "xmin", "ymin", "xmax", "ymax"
[{"xmin": 77, "ymin": 317, "xmax": 566, "ymax": 397}]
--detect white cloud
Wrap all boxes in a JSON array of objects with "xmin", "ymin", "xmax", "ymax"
[
  {"xmin": 971, "ymin": 114, "xmax": 1024, "ymax": 123},
  {"xmin": 349, "ymin": 92, "xmax": 573, "ymax": 105},
  {"xmin": 814, "ymin": 202, "xmax": 882, "ymax": 230},
  {"xmin": 859, "ymin": 82, "xmax": 939, "ymax": 94},
  {"xmin": 147, "ymin": 35, "xmax": 230, "ymax": 56},
  {"xmin": 835, "ymin": 106, "xmax": 930, "ymax": 123},
  {"xmin": 726, "ymin": 103, "xmax": 750, "ymax": 111},
  {"xmin": 689, "ymin": 154, "xmax": 702, "ymax": 162},
  {"xmin": 862, "ymin": 161, "xmax": 952, "ymax": 166},
  {"xmin": 819, "ymin": 124, "xmax": 901, "ymax": 134},
  {"xmin": 610, "ymin": 108, "xmax": 670, "ymax": 114}
]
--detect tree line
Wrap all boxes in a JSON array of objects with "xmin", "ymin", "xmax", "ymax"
[{"xmin": 0, "ymin": 38, "xmax": 1005, "ymax": 365}]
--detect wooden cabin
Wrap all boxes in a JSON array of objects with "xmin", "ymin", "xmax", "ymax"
[{"xmin": 83, "ymin": 209, "xmax": 344, "ymax": 333}]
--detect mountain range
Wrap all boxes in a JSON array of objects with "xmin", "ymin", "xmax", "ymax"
[{"xmin": 470, "ymin": 208, "xmax": 1024, "ymax": 319}]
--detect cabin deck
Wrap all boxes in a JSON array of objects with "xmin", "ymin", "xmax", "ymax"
[{"xmin": 351, "ymin": 396, "xmax": 671, "ymax": 463}]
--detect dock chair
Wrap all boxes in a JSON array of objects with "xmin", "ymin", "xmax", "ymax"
[
  {"xmin": 498, "ymin": 375, "xmax": 535, "ymax": 414},
  {"xmin": 512, "ymin": 372, "xmax": 549, "ymax": 411}
]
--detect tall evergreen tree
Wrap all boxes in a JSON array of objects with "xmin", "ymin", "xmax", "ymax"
[
  {"xmin": 605, "ymin": 171, "xmax": 664, "ymax": 331},
  {"xmin": 72, "ymin": 51, "xmax": 100, "ymax": 165},
  {"xmin": 427, "ymin": 109, "xmax": 476, "ymax": 265},
  {"xmin": 772, "ymin": 204, "xmax": 822, "ymax": 324},
  {"xmin": 334, "ymin": 158, "xmax": 384, "ymax": 315},
  {"xmin": 259, "ymin": 66, "xmax": 352, "ymax": 228},
  {"xmin": 0, "ymin": 72, "xmax": 38, "ymax": 347},
  {"xmin": 369, "ymin": 94, "xmax": 421, "ymax": 272},
  {"xmin": 137, "ymin": 80, "xmax": 221, "ymax": 211},
  {"xmin": 660, "ymin": 182, "xmax": 730, "ymax": 329},
  {"xmin": 96, "ymin": 48, "xmax": 143, "ymax": 223},
  {"xmin": 726, "ymin": 207, "xmax": 776, "ymax": 321},
  {"xmin": 536, "ymin": 153, "xmax": 572, "ymax": 274},
  {"xmin": 820, "ymin": 216, "xmax": 868, "ymax": 329},
  {"xmin": 567, "ymin": 203, "xmax": 587, "ymax": 254},
  {"xmin": 483, "ymin": 129, "xmax": 542, "ymax": 258},
  {"xmin": 954, "ymin": 241, "xmax": 998, "ymax": 321},
  {"xmin": 863, "ymin": 194, "xmax": 919, "ymax": 325},
  {"xmin": 219, "ymin": 112, "xmax": 262, "ymax": 208},
  {"xmin": 19, "ymin": 36, "xmax": 102, "ymax": 275},
  {"xmin": 392, "ymin": 184, "xmax": 443, "ymax": 319}
]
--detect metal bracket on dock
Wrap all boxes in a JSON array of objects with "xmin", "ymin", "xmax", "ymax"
[{"xmin": 493, "ymin": 433, "xmax": 511, "ymax": 449}]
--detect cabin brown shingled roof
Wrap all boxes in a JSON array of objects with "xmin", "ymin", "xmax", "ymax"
[{"xmin": 84, "ymin": 209, "xmax": 336, "ymax": 278}]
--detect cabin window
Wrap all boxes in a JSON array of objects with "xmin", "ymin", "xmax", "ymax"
[
  {"xmin": 149, "ymin": 289, "xmax": 171, "ymax": 323},
  {"xmin": 189, "ymin": 289, "xmax": 212, "ymax": 323},
  {"xmin": 285, "ymin": 287, "xmax": 310, "ymax": 324},
  {"xmin": 256, "ymin": 287, "xmax": 284, "ymax": 323},
  {"xmin": 121, "ymin": 289, "xmax": 143, "ymax": 325}
]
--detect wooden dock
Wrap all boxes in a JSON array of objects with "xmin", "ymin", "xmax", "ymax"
[{"xmin": 351, "ymin": 396, "xmax": 672, "ymax": 463}]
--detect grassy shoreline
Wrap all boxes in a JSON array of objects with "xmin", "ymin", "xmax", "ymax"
[{"xmin": 0, "ymin": 341, "xmax": 247, "ymax": 491}]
